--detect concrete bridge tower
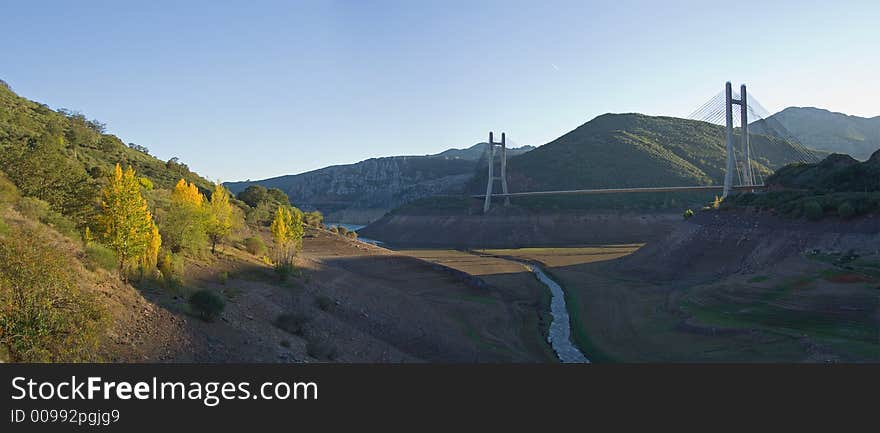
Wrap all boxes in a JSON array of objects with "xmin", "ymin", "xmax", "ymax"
[
  {"xmin": 723, "ymin": 82, "xmax": 754, "ymax": 197},
  {"xmin": 483, "ymin": 131, "xmax": 510, "ymax": 213}
]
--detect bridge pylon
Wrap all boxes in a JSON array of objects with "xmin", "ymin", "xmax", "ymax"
[
  {"xmin": 483, "ymin": 131, "xmax": 510, "ymax": 213},
  {"xmin": 723, "ymin": 81, "xmax": 755, "ymax": 197}
]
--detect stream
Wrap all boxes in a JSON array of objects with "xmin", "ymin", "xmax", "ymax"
[
  {"xmin": 327, "ymin": 222, "xmax": 588, "ymax": 362},
  {"xmin": 525, "ymin": 264, "xmax": 590, "ymax": 363}
]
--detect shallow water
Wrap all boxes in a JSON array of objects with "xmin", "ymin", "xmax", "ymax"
[
  {"xmin": 527, "ymin": 264, "xmax": 589, "ymax": 363},
  {"xmin": 324, "ymin": 223, "xmax": 383, "ymax": 246}
]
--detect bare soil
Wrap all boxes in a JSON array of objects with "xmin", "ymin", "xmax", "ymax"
[{"xmin": 106, "ymin": 228, "xmax": 556, "ymax": 362}]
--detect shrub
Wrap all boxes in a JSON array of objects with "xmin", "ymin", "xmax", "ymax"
[
  {"xmin": 275, "ymin": 312, "xmax": 312, "ymax": 336},
  {"xmin": 306, "ymin": 335, "xmax": 338, "ymax": 360},
  {"xmin": 683, "ymin": 209, "xmax": 694, "ymax": 219},
  {"xmin": 316, "ymin": 295, "xmax": 335, "ymax": 311},
  {"xmin": 0, "ymin": 227, "xmax": 106, "ymax": 361},
  {"xmin": 158, "ymin": 252, "xmax": 185, "ymax": 291},
  {"xmin": 837, "ymin": 201, "xmax": 855, "ymax": 219},
  {"xmin": 244, "ymin": 236, "xmax": 267, "ymax": 256},
  {"xmin": 337, "ymin": 226, "xmax": 348, "ymax": 236},
  {"xmin": 804, "ymin": 200, "xmax": 823, "ymax": 220},
  {"xmin": 346, "ymin": 231, "xmax": 357, "ymax": 240},
  {"xmin": 329, "ymin": 226, "xmax": 339, "ymax": 235},
  {"xmin": 85, "ymin": 243, "xmax": 118, "ymax": 271},
  {"xmin": 189, "ymin": 289, "xmax": 225, "ymax": 321},
  {"xmin": 274, "ymin": 261, "xmax": 297, "ymax": 282},
  {"xmin": 304, "ymin": 210, "xmax": 323, "ymax": 228}
]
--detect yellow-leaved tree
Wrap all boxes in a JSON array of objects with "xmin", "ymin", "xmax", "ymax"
[
  {"xmin": 162, "ymin": 178, "xmax": 208, "ymax": 254},
  {"xmin": 98, "ymin": 164, "xmax": 160, "ymax": 276},
  {"xmin": 270, "ymin": 206, "xmax": 304, "ymax": 269},
  {"xmin": 206, "ymin": 183, "xmax": 235, "ymax": 254}
]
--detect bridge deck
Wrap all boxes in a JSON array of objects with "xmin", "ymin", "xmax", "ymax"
[{"xmin": 473, "ymin": 184, "xmax": 765, "ymax": 198}]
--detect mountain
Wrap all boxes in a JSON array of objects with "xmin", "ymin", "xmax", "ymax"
[
  {"xmin": 225, "ymin": 143, "xmax": 533, "ymax": 223},
  {"xmin": 766, "ymin": 150, "xmax": 880, "ymax": 192},
  {"xmin": 750, "ymin": 107, "xmax": 880, "ymax": 160},
  {"xmin": 467, "ymin": 113, "xmax": 819, "ymax": 197}
]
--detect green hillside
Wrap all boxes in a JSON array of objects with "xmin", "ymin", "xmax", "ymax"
[
  {"xmin": 0, "ymin": 80, "xmax": 212, "ymax": 224},
  {"xmin": 722, "ymin": 150, "xmax": 880, "ymax": 219},
  {"xmin": 462, "ymin": 113, "xmax": 820, "ymax": 210}
]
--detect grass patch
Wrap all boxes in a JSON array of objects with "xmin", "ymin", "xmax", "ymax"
[
  {"xmin": 451, "ymin": 316, "xmax": 511, "ymax": 356},
  {"xmin": 85, "ymin": 243, "xmax": 117, "ymax": 272},
  {"xmin": 821, "ymin": 269, "xmax": 875, "ymax": 284},
  {"xmin": 683, "ymin": 300, "xmax": 877, "ymax": 344}
]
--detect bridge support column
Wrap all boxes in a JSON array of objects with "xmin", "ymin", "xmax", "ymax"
[
  {"xmin": 483, "ymin": 131, "xmax": 510, "ymax": 213},
  {"xmin": 723, "ymin": 82, "xmax": 735, "ymax": 198},
  {"xmin": 740, "ymin": 84, "xmax": 753, "ymax": 186},
  {"xmin": 483, "ymin": 132, "xmax": 495, "ymax": 213},
  {"xmin": 500, "ymin": 133, "xmax": 510, "ymax": 207}
]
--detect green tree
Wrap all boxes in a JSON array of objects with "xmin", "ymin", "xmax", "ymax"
[
  {"xmin": 237, "ymin": 185, "xmax": 269, "ymax": 207},
  {"xmin": 267, "ymin": 187, "xmax": 290, "ymax": 205},
  {"xmin": 0, "ymin": 135, "xmax": 95, "ymax": 223}
]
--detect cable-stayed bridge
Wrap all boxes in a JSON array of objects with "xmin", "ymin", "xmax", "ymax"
[{"xmin": 475, "ymin": 82, "xmax": 819, "ymax": 212}]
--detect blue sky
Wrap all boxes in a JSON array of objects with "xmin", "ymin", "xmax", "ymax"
[{"xmin": 2, "ymin": 0, "xmax": 877, "ymax": 181}]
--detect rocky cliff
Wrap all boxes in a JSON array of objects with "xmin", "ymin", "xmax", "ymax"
[{"xmin": 226, "ymin": 143, "xmax": 534, "ymax": 223}]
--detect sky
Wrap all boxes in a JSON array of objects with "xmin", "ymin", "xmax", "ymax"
[{"xmin": 2, "ymin": 0, "xmax": 878, "ymax": 181}]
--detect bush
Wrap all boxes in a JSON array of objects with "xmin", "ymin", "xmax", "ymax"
[
  {"xmin": 0, "ymin": 227, "xmax": 106, "ymax": 361},
  {"xmin": 306, "ymin": 334, "xmax": 338, "ymax": 360},
  {"xmin": 244, "ymin": 236, "xmax": 267, "ymax": 256},
  {"xmin": 804, "ymin": 200, "xmax": 823, "ymax": 220},
  {"xmin": 304, "ymin": 210, "xmax": 323, "ymax": 228},
  {"xmin": 275, "ymin": 312, "xmax": 312, "ymax": 336},
  {"xmin": 837, "ymin": 201, "xmax": 855, "ymax": 219},
  {"xmin": 346, "ymin": 231, "xmax": 357, "ymax": 240},
  {"xmin": 85, "ymin": 243, "xmax": 118, "ymax": 271},
  {"xmin": 336, "ymin": 226, "xmax": 348, "ymax": 236},
  {"xmin": 158, "ymin": 252, "xmax": 185, "ymax": 291},
  {"xmin": 316, "ymin": 295, "xmax": 335, "ymax": 311},
  {"xmin": 683, "ymin": 209, "xmax": 694, "ymax": 219},
  {"xmin": 189, "ymin": 289, "xmax": 225, "ymax": 321},
  {"xmin": 274, "ymin": 261, "xmax": 296, "ymax": 282}
]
